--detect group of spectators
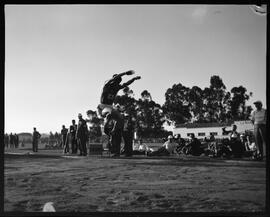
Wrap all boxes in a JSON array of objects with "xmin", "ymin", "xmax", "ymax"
[
  {"xmin": 131, "ymin": 127, "xmax": 256, "ymax": 160},
  {"xmin": 58, "ymin": 99, "xmax": 266, "ymax": 160},
  {"xmin": 4, "ymin": 133, "xmax": 19, "ymax": 149},
  {"xmin": 133, "ymin": 100, "xmax": 266, "ymax": 161},
  {"xmin": 101, "ymin": 108, "xmax": 135, "ymax": 157},
  {"xmin": 60, "ymin": 114, "xmax": 89, "ymax": 156}
]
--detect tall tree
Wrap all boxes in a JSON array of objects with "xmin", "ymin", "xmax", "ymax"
[
  {"xmin": 87, "ymin": 110, "xmax": 103, "ymax": 142},
  {"xmin": 203, "ymin": 75, "xmax": 228, "ymax": 122},
  {"xmin": 162, "ymin": 75, "xmax": 253, "ymax": 125},
  {"xmin": 135, "ymin": 90, "xmax": 165, "ymax": 138},
  {"xmin": 188, "ymin": 86, "xmax": 205, "ymax": 122},
  {"xmin": 141, "ymin": 90, "xmax": 152, "ymax": 101},
  {"xmin": 114, "ymin": 87, "xmax": 137, "ymax": 116},
  {"xmin": 162, "ymin": 83, "xmax": 192, "ymax": 125},
  {"xmin": 229, "ymin": 86, "xmax": 253, "ymax": 120}
]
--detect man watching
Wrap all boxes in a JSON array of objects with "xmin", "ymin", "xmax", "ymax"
[
  {"xmin": 76, "ymin": 113, "xmax": 89, "ymax": 156},
  {"xmin": 250, "ymin": 100, "xmax": 266, "ymax": 160},
  {"xmin": 61, "ymin": 125, "xmax": 69, "ymax": 154},
  {"xmin": 32, "ymin": 127, "xmax": 41, "ymax": 152},
  {"xmin": 70, "ymin": 120, "xmax": 78, "ymax": 154}
]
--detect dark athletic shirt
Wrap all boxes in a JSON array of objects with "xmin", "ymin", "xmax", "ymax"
[{"xmin": 100, "ymin": 80, "xmax": 122, "ymax": 105}]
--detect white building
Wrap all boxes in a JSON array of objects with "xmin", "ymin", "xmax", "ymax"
[{"xmin": 173, "ymin": 120, "xmax": 253, "ymax": 139}]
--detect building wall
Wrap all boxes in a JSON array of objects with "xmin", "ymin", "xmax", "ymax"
[
  {"xmin": 233, "ymin": 121, "xmax": 253, "ymax": 133},
  {"xmin": 173, "ymin": 121, "xmax": 253, "ymax": 139},
  {"xmin": 173, "ymin": 126, "xmax": 228, "ymax": 139}
]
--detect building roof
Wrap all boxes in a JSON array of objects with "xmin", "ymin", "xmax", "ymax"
[
  {"xmin": 18, "ymin": 132, "xmax": 32, "ymax": 136},
  {"xmin": 175, "ymin": 121, "xmax": 234, "ymax": 129}
]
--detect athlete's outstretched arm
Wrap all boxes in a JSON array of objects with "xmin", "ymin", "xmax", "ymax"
[
  {"xmin": 121, "ymin": 76, "xmax": 141, "ymax": 89},
  {"xmin": 115, "ymin": 70, "xmax": 135, "ymax": 79},
  {"xmin": 106, "ymin": 70, "xmax": 135, "ymax": 84}
]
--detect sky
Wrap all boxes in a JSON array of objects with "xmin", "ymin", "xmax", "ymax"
[{"xmin": 5, "ymin": 5, "xmax": 267, "ymax": 134}]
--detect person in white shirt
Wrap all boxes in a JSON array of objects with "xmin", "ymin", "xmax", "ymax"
[
  {"xmin": 250, "ymin": 100, "xmax": 266, "ymax": 160},
  {"xmin": 147, "ymin": 135, "xmax": 177, "ymax": 156}
]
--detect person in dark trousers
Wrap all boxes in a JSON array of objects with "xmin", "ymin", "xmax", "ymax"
[
  {"xmin": 70, "ymin": 120, "xmax": 78, "ymax": 154},
  {"xmin": 251, "ymin": 100, "xmax": 267, "ymax": 161},
  {"xmin": 4, "ymin": 133, "xmax": 9, "ymax": 148},
  {"xmin": 122, "ymin": 112, "xmax": 134, "ymax": 157},
  {"xmin": 76, "ymin": 113, "xmax": 89, "ymax": 156},
  {"xmin": 14, "ymin": 133, "xmax": 19, "ymax": 148},
  {"xmin": 61, "ymin": 125, "xmax": 69, "ymax": 154},
  {"xmin": 103, "ymin": 108, "xmax": 124, "ymax": 157},
  {"xmin": 9, "ymin": 133, "xmax": 15, "ymax": 149},
  {"xmin": 32, "ymin": 128, "xmax": 41, "ymax": 152},
  {"xmin": 97, "ymin": 70, "xmax": 141, "ymax": 117}
]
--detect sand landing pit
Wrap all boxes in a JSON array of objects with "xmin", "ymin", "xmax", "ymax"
[{"xmin": 4, "ymin": 150, "xmax": 266, "ymax": 212}]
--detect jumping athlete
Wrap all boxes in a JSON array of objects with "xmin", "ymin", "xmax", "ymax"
[{"xmin": 97, "ymin": 70, "xmax": 141, "ymax": 117}]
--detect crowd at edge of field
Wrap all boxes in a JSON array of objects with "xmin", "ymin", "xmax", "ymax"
[
  {"xmin": 4, "ymin": 69, "xmax": 266, "ymax": 162},
  {"xmin": 4, "ymin": 100, "xmax": 266, "ymax": 162}
]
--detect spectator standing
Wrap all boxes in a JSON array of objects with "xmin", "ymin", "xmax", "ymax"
[
  {"xmin": 250, "ymin": 100, "xmax": 266, "ymax": 160},
  {"xmin": 103, "ymin": 108, "xmax": 124, "ymax": 157},
  {"xmin": 70, "ymin": 120, "xmax": 78, "ymax": 154},
  {"xmin": 9, "ymin": 133, "xmax": 14, "ymax": 149},
  {"xmin": 76, "ymin": 113, "xmax": 89, "ymax": 156},
  {"xmin": 61, "ymin": 125, "xmax": 69, "ymax": 154},
  {"xmin": 14, "ymin": 133, "xmax": 19, "ymax": 148},
  {"xmin": 32, "ymin": 128, "xmax": 41, "ymax": 152},
  {"xmin": 4, "ymin": 133, "xmax": 9, "ymax": 148},
  {"xmin": 122, "ymin": 112, "xmax": 134, "ymax": 157}
]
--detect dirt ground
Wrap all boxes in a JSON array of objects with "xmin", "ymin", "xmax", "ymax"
[{"xmin": 4, "ymin": 148, "xmax": 266, "ymax": 212}]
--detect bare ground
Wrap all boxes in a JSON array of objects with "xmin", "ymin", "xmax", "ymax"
[{"xmin": 4, "ymin": 148, "xmax": 266, "ymax": 212}]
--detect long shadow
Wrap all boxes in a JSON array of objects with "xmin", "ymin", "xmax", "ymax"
[
  {"xmin": 4, "ymin": 153, "xmax": 64, "ymax": 159},
  {"xmin": 100, "ymin": 155, "xmax": 266, "ymax": 169},
  {"xmin": 4, "ymin": 153, "xmax": 266, "ymax": 169},
  {"xmin": 127, "ymin": 158, "xmax": 266, "ymax": 169}
]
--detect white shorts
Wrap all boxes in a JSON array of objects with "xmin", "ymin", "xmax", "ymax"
[{"xmin": 97, "ymin": 104, "xmax": 115, "ymax": 116}]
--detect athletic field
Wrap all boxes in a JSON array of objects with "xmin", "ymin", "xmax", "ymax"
[{"xmin": 4, "ymin": 148, "xmax": 266, "ymax": 212}]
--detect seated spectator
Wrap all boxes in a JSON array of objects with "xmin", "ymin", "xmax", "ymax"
[
  {"xmin": 174, "ymin": 134, "xmax": 186, "ymax": 155},
  {"xmin": 222, "ymin": 125, "xmax": 245, "ymax": 158},
  {"xmin": 222, "ymin": 125, "xmax": 239, "ymax": 141},
  {"xmin": 184, "ymin": 134, "xmax": 204, "ymax": 156},
  {"xmin": 216, "ymin": 138, "xmax": 233, "ymax": 158},
  {"xmin": 132, "ymin": 139, "xmax": 149, "ymax": 155},
  {"xmin": 240, "ymin": 134, "xmax": 247, "ymax": 150},
  {"xmin": 248, "ymin": 140, "xmax": 257, "ymax": 152},
  {"xmin": 147, "ymin": 135, "xmax": 177, "ymax": 156},
  {"xmin": 244, "ymin": 135, "xmax": 257, "ymax": 158}
]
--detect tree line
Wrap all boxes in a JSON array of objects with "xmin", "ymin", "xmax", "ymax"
[
  {"xmin": 48, "ymin": 75, "xmax": 253, "ymax": 140},
  {"xmin": 112, "ymin": 75, "xmax": 253, "ymax": 138}
]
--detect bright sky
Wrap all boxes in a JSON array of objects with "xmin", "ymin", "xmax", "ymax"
[{"xmin": 5, "ymin": 5, "xmax": 267, "ymax": 134}]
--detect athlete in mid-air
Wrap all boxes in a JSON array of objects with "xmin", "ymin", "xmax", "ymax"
[{"xmin": 97, "ymin": 70, "xmax": 141, "ymax": 117}]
